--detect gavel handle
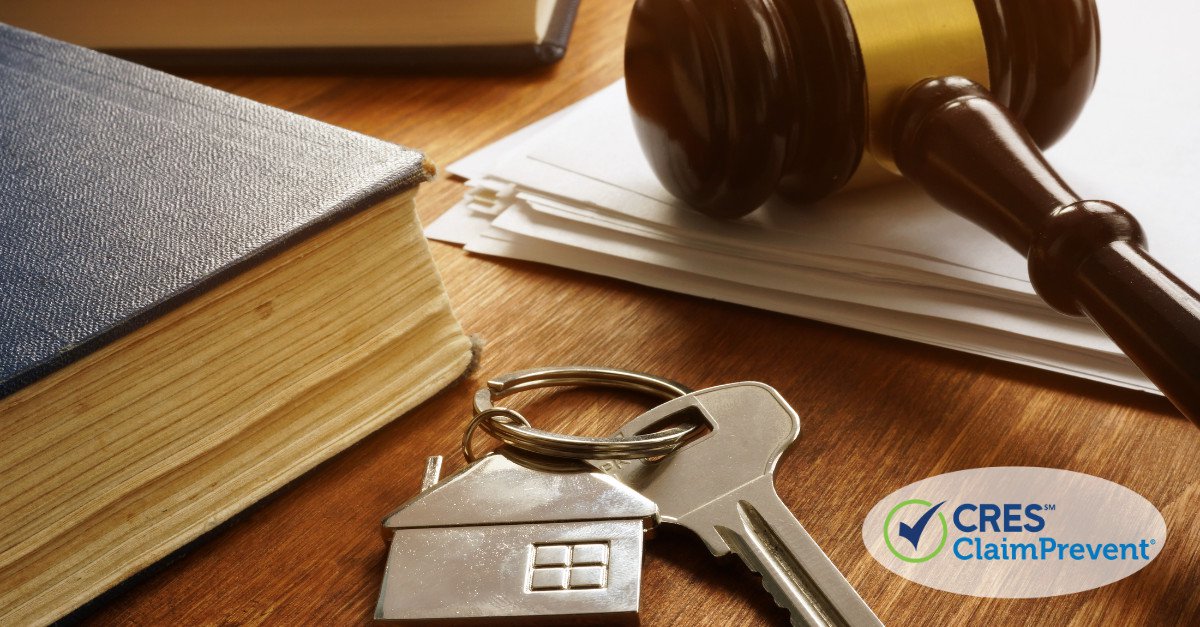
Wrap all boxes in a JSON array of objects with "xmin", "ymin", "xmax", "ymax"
[{"xmin": 893, "ymin": 77, "xmax": 1200, "ymax": 425}]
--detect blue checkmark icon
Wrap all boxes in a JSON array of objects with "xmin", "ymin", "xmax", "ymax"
[{"xmin": 897, "ymin": 500, "xmax": 946, "ymax": 550}]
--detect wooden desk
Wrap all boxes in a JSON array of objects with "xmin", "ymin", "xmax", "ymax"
[{"xmin": 86, "ymin": 1, "xmax": 1200, "ymax": 624}]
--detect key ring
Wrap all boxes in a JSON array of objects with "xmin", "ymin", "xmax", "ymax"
[{"xmin": 461, "ymin": 366, "xmax": 698, "ymax": 462}]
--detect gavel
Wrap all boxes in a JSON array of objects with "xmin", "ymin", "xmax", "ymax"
[{"xmin": 624, "ymin": 0, "xmax": 1200, "ymax": 425}]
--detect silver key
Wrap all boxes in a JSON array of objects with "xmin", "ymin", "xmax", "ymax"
[{"xmin": 593, "ymin": 382, "xmax": 882, "ymax": 626}]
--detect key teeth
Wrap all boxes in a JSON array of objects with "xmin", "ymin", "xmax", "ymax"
[
  {"xmin": 716, "ymin": 521, "xmax": 833, "ymax": 627},
  {"xmin": 719, "ymin": 526, "xmax": 800, "ymax": 623},
  {"xmin": 724, "ymin": 535, "xmax": 801, "ymax": 619},
  {"xmin": 757, "ymin": 569, "xmax": 804, "ymax": 624}
]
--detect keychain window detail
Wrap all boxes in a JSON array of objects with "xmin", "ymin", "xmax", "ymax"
[{"xmin": 529, "ymin": 542, "xmax": 610, "ymax": 591}]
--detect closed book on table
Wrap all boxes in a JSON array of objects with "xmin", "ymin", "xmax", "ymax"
[
  {"xmin": 0, "ymin": 23, "xmax": 473, "ymax": 625},
  {"xmin": 0, "ymin": 0, "xmax": 581, "ymax": 71}
]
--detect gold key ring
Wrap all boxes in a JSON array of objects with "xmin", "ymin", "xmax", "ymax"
[{"xmin": 461, "ymin": 366, "xmax": 697, "ymax": 462}]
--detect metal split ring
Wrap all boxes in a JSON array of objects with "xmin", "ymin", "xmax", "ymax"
[{"xmin": 461, "ymin": 366, "xmax": 698, "ymax": 462}]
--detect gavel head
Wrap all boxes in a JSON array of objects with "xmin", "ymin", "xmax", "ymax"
[{"xmin": 625, "ymin": 0, "xmax": 1100, "ymax": 218}]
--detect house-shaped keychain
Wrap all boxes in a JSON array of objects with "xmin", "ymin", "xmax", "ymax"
[{"xmin": 375, "ymin": 450, "xmax": 657, "ymax": 624}]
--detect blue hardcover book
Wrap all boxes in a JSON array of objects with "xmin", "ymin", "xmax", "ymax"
[{"xmin": 0, "ymin": 24, "xmax": 472, "ymax": 624}]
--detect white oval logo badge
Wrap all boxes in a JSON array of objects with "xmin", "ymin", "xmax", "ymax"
[{"xmin": 862, "ymin": 467, "xmax": 1166, "ymax": 598}]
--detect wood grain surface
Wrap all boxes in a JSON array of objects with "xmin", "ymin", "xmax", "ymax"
[{"xmin": 83, "ymin": 1, "xmax": 1200, "ymax": 625}]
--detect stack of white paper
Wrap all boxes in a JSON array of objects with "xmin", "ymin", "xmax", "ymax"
[{"xmin": 429, "ymin": 0, "xmax": 1198, "ymax": 395}]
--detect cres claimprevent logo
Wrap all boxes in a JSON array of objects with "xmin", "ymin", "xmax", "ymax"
[{"xmin": 863, "ymin": 467, "xmax": 1167, "ymax": 598}]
